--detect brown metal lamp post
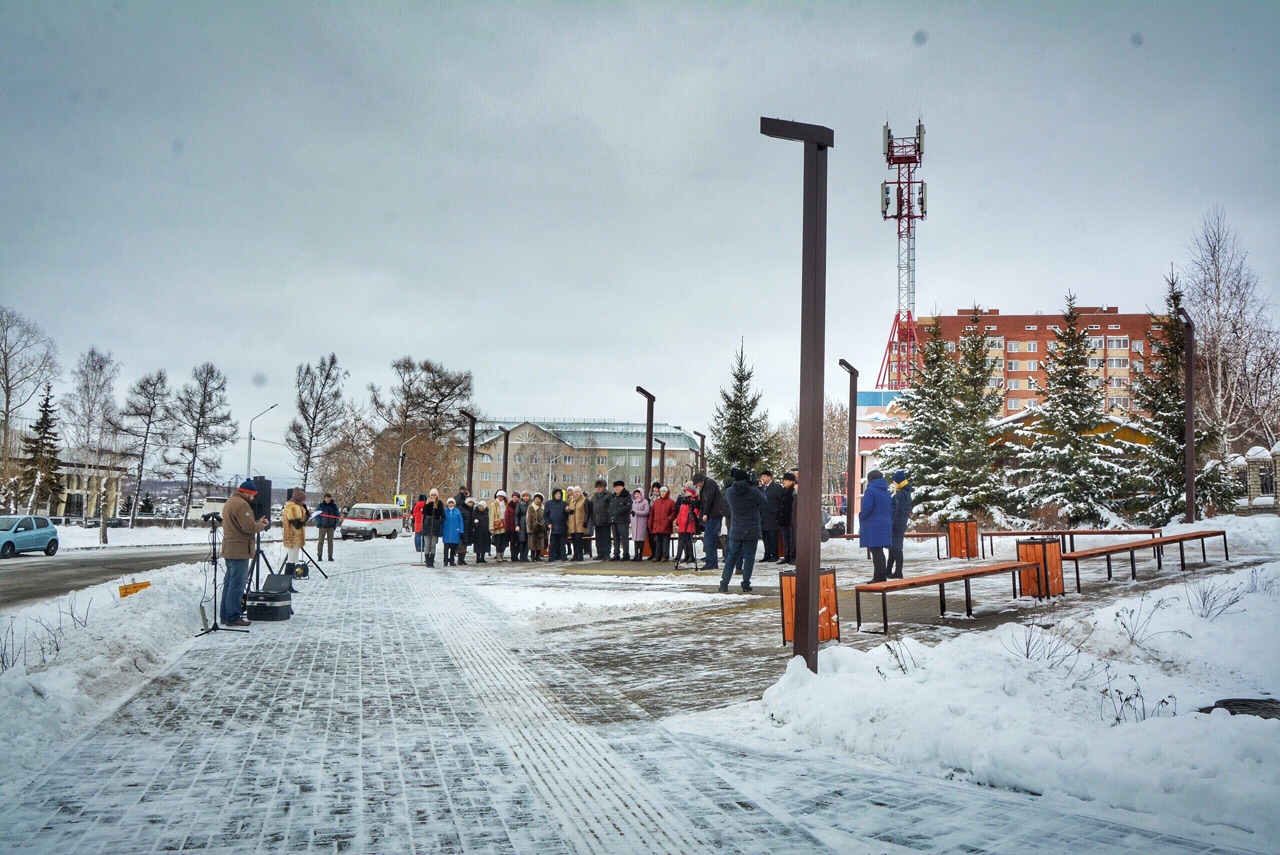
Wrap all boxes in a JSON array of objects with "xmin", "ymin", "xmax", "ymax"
[
  {"xmin": 637, "ymin": 386, "xmax": 655, "ymax": 493},
  {"xmin": 498, "ymin": 425, "xmax": 512, "ymax": 494},
  {"xmin": 460, "ymin": 409, "xmax": 478, "ymax": 495},
  {"xmin": 1177, "ymin": 308, "xmax": 1196, "ymax": 523},
  {"xmin": 761, "ymin": 116, "xmax": 833, "ymax": 674},
  {"xmin": 839, "ymin": 360, "xmax": 858, "ymax": 537},
  {"xmin": 656, "ymin": 438, "xmax": 666, "ymax": 486},
  {"xmin": 693, "ymin": 430, "xmax": 706, "ymax": 473}
]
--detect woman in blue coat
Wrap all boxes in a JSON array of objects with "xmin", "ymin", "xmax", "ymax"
[
  {"xmin": 887, "ymin": 469, "xmax": 913, "ymax": 579},
  {"xmin": 442, "ymin": 498, "xmax": 465, "ymax": 566},
  {"xmin": 858, "ymin": 469, "xmax": 893, "ymax": 582}
]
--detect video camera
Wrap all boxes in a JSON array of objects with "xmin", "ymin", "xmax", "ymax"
[{"xmin": 202, "ymin": 512, "xmax": 223, "ymax": 523}]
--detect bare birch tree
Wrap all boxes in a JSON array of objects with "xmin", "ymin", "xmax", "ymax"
[
  {"xmin": 0, "ymin": 307, "xmax": 61, "ymax": 481},
  {"xmin": 165, "ymin": 363, "xmax": 239, "ymax": 529},
  {"xmin": 285, "ymin": 353, "xmax": 347, "ymax": 490},
  {"xmin": 1183, "ymin": 207, "xmax": 1279, "ymax": 455},
  {"xmin": 63, "ymin": 348, "xmax": 124, "ymax": 542},
  {"xmin": 109, "ymin": 370, "xmax": 174, "ymax": 528}
]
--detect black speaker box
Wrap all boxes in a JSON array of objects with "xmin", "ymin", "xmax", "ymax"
[
  {"xmin": 251, "ymin": 477, "xmax": 272, "ymax": 519},
  {"xmin": 245, "ymin": 590, "xmax": 292, "ymax": 621}
]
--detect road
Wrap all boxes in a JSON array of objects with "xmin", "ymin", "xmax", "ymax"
[{"xmin": 0, "ymin": 546, "xmax": 210, "ymax": 610}]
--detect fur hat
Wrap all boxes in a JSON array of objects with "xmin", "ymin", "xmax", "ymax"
[
  {"xmin": 782, "ymin": 471, "xmax": 796, "ymax": 483},
  {"xmin": 730, "ymin": 467, "xmax": 749, "ymax": 481},
  {"xmin": 613, "ymin": 480, "xmax": 625, "ymax": 488},
  {"xmin": 495, "ymin": 490, "xmax": 507, "ymax": 499}
]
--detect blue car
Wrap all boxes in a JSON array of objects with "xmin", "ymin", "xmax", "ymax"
[{"xmin": 0, "ymin": 515, "xmax": 60, "ymax": 558}]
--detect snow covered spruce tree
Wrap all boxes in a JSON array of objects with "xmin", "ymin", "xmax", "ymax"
[
  {"xmin": 707, "ymin": 342, "xmax": 779, "ymax": 479},
  {"xmin": 1128, "ymin": 275, "xmax": 1238, "ymax": 525},
  {"xmin": 19, "ymin": 384, "xmax": 63, "ymax": 515},
  {"xmin": 938, "ymin": 310, "xmax": 1010, "ymax": 522},
  {"xmin": 879, "ymin": 322, "xmax": 961, "ymax": 519},
  {"xmin": 1008, "ymin": 295, "xmax": 1128, "ymax": 526}
]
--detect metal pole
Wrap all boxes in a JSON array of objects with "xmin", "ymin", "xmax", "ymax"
[
  {"xmin": 762, "ymin": 116, "xmax": 832, "ymax": 674},
  {"xmin": 499, "ymin": 426, "xmax": 511, "ymax": 493},
  {"xmin": 637, "ymin": 386, "xmax": 655, "ymax": 495},
  {"xmin": 840, "ymin": 360, "xmax": 858, "ymax": 536},
  {"xmin": 656, "ymin": 438, "xmax": 666, "ymax": 486},
  {"xmin": 395, "ymin": 433, "xmax": 420, "ymax": 500},
  {"xmin": 693, "ymin": 431, "xmax": 706, "ymax": 473},
  {"xmin": 460, "ymin": 409, "xmax": 478, "ymax": 494},
  {"xmin": 245, "ymin": 403, "xmax": 278, "ymax": 482},
  {"xmin": 1177, "ymin": 308, "xmax": 1196, "ymax": 523}
]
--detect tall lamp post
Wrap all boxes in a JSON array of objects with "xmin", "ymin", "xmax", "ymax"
[
  {"xmin": 246, "ymin": 403, "xmax": 278, "ymax": 483},
  {"xmin": 762, "ymin": 115, "xmax": 833, "ymax": 674},
  {"xmin": 1177, "ymin": 308, "xmax": 1196, "ymax": 523},
  {"xmin": 656, "ymin": 438, "xmax": 666, "ymax": 487},
  {"xmin": 839, "ymin": 360, "xmax": 859, "ymax": 535},
  {"xmin": 460, "ymin": 409, "xmax": 478, "ymax": 494},
  {"xmin": 498, "ymin": 425, "xmax": 512, "ymax": 493},
  {"xmin": 693, "ymin": 431, "xmax": 706, "ymax": 473},
  {"xmin": 394, "ymin": 434, "xmax": 420, "ymax": 501},
  {"xmin": 637, "ymin": 386, "xmax": 655, "ymax": 494}
]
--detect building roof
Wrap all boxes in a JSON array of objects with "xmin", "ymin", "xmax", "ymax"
[{"xmin": 471, "ymin": 420, "xmax": 699, "ymax": 452}]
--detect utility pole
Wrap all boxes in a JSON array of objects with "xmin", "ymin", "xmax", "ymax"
[
  {"xmin": 839, "ymin": 359, "xmax": 858, "ymax": 534},
  {"xmin": 394, "ymin": 434, "xmax": 420, "ymax": 501},
  {"xmin": 636, "ymin": 387, "xmax": 655, "ymax": 496},
  {"xmin": 460, "ymin": 409, "xmax": 478, "ymax": 494},
  {"xmin": 1177, "ymin": 308, "xmax": 1196, "ymax": 523}
]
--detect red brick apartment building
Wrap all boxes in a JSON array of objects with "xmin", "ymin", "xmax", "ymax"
[{"xmin": 915, "ymin": 306, "xmax": 1159, "ymax": 415}]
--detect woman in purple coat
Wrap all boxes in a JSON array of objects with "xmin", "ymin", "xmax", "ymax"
[{"xmin": 629, "ymin": 489, "xmax": 650, "ymax": 563}]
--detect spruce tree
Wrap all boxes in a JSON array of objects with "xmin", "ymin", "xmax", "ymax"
[
  {"xmin": 19, "ymin": 384, "xmax": 63, "ymax": 514},
  {"xmin": 932, "ymin": 310, "xmax": 1008, "ymax": 522},
  {"xmin": 707, "ymin": 342, "xmax": 779, "ymax": 479},
  {"xmin": 1129, "ymin": 275, "xmax": 1238, "ymax": 525},
  {"xmin": 1009, "ymin": 294, "xmax": 1128, "ymax": 526},
  {"xmin": 139, "ymin": 492, "xmax": 155, "ymax": 514},
  {"xmin": 879, "ymin": 322, "xmax": 961, "ymax": 518}
]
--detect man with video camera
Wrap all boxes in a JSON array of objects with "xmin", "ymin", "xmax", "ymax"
[{"xmin": 221, "ymin": 480, "xmax": 270, "ymax": 627}]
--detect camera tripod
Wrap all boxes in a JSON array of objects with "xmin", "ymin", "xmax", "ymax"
[{"xmin": 196, "ymin": 514, "xmax": 248, "ymax": 637}]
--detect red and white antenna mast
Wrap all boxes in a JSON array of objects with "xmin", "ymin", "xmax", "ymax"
[{"xmin": 876, "ymin": 119, "xmax": 927, "ymax": 390}]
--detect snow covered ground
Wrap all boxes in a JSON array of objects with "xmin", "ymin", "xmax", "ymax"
[
  {"xmin": 2, "ymin": 515, "xmax": 1277, "ymax": 852},
  {"xmin": 56, "ymin": 524, "xmax": 283, "ymax": 550}
]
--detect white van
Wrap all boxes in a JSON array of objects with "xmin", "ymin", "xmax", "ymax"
[{"xmin": 340, "ymin": 503, "xmax": 403, "ymax": 540}]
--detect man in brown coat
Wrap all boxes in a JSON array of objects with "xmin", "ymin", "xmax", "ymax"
[{"xmin": 221, "ymin": 480, "xmax": 269, "ymax": 626}]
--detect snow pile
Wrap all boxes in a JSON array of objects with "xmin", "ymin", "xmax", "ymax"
[
  {"xmin": 0, "ymin": 563, "xmax": 208, "ymax": 797},
  {"xmin": 755, "ymin": 559, "xmax": 1280, "ymax": 844}
]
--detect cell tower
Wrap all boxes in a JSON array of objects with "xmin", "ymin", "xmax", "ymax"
[{"xmin": 876, "ymin": 119, "xmax": 927, "ymax": 390}]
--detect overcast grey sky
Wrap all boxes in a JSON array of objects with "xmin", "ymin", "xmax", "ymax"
[{"xmin": 2, "ymin": 1, "xmax": 1277, "ymax": 487}]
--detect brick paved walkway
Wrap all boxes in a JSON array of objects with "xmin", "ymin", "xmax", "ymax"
[{"xmin": 1, "ymin": 559, "xmax": 1264, "ymax": 854}]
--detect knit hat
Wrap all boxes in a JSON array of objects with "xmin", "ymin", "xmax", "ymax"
[
  {"xmin": 782, "ymin": 471, "xmax": 796, "ymax": 483},
  {"xmin": 867, "ymin": 469, "xmax": 884, "ymax": 482},
  {"xmin": 684, "ymin": 486, "xmax": 697, "ymax": 496},
  {"xmin": 465, "ymin": 497, "xmax": 475, "ymax": 505},
  {"xmin": 238, "ymin": 480, "xmax": 257, "ymax": 493},
  {"xmin": 477, "ymin": 501, "xmax": 487, "ymax": 510},
  {"xmin": 446, "ymin": 498, "xmax": 456, "ymax": 505},
  {"xmin": 418, "ymin": 493, "xmax": 427, "ymax": 502},
  {"xmin": 660, "ymin": 485, "xmax": 669, "ymax": 494},
  {"xmin": 892, "ymin": 470, "xmax": 907, "ymax": 484},
  {"xmin": 429, "ymin": 488, "xmax": 439, "ymax": 496},
  {"xmin": 496, "ymin": 490, "xmax": 507, "ymax": 498}
]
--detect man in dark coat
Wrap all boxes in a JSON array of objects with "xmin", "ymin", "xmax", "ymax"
[
  {"xmin": 721, "ymin": 468, "xmax": 766, "ymax": 592},
  {"xmin": 314, "ymin": 492, "xmax": 341, "ymax": 561},
  {"xmin": 453, "ymin": 485, "xmax": 471, "ymax": 564},
  {"xmin": 887, "ymin": 469, "xmax": 913, "ymax": 579},
  {"xmin": 545, "ymin": 488, "xmax": 569, "ymax": 561},
  {"xmin": 607, "ymin": 480, "xmax": 632, "ymax": 560},
  {"xmin": 692, "ymin": 472, "xmax": 728, "ymax": 570},
  {"xmin": 778, "ymin": 471, "xmax": 797, "ymax": 564},
  {"xmin": 590, "ymin": 479, "xmax": 611, "ymax": 561},
  {"xmin": 757, "ymin": 470, "xmax": 783, "ymax": 563},
  {"xmin": 858, "ymin": 469, "xmax": 894, "ymax": 583}
]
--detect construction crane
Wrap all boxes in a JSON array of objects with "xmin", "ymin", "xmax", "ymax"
[{"xmin": 876, "ymin": 119, "xmax": 927, "ymax": 390}]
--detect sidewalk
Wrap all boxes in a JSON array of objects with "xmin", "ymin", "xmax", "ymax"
[{"xmin": 1, "ymin": 555, "xmax": 1265, "ymax": 854}]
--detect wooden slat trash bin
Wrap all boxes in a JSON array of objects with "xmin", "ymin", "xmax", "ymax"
[
  {"xmin": 779, "ymin": 568, "xmax": 840, "ymax": 645},
  {"xmin": 947, "ymin": 518, "xmax": 981, "ymax": 559},
  {"xmin": 1017, "ymin": 537, "xmax": 1065, "ymax": 599}
]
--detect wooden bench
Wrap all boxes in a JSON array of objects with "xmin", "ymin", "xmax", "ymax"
[
  {"xmin": 982, "ymin": 528, "xmax": 1161, "ymax": 555},
  {"xmin": 854, "ymin": 561, "xmax": 1036, "ymax": 634},
  {"xmin": 843, "ymin": 531, "xmax": 948, "ymax": 559},
  {"xmin": 1062, "ymin": 530, "xmax": 1229, "ymax": 582}
]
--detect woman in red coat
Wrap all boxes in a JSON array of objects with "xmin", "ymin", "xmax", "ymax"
[
  {"xmin": 674, "ymin": 486, "xmax": 701, "ymax": 564},
  {"xmin": 648, "ymin": 485, "xmax": 677, "ymax": 562}
]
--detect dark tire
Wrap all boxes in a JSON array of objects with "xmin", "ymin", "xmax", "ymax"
[
  {"xmin": 0, "ymin": 542, "xmax": 14, "ymax": 559},
  {"xmin": 341, "ymin": 533, "xmax": 349, "ymax": 540},
  {"xmin": 44, "ymin": 539, "xmax": 59, "ymax": 556},
  {"xmin": 388, "ymin": 529, "xmax": 398, "ymax": 539}
]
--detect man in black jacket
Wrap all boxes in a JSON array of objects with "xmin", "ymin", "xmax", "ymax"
[
  {"xmin": 607, "ymin": 480, "xmax": 632, "ymax": 560},
  {"xmin": 721, "ymin": 468, "xmax": 767, "ymax": 592},
  {"xmin": 692, "ymin": 472, "xmax": 727, "ymax": 570},
  {"xmin": 758, "ymin": 470, "xmax": 783, "ymax": 563},
  {"xmin": 590, "ymin": 479, "xmax": 611, "ymax": 561},
  {"xmin": 778, "ymin": 472, "xmax": 797, "ymax": 564},
  {"xmin": 314, "ymin": 493, "xmax": 340, "ymax": 561}
]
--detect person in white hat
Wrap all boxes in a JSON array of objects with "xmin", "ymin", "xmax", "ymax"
[{"xmin": 489, "ymin": 490, "xmax": 509, "ymax": 562}]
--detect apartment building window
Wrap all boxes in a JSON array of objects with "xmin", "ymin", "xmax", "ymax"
[
  {"xmin": 563, "ymin": 455, "xmax": 573, "ymax": 464},
  {"xmin": 1025, "ymin": 360, "xmax": 1038, "ymax": 371},
  {"xmin": 986, "ymin": 358, "xmax": 1004, "ymax": 372},
  {"xmin": 1007, "ymin": 341, "xmax": 1021, "ymax": 353},
  {"xmin": 514, "ymin": 454, "xmax": 523, "ymax": 463},
  {"xmin": 1109, "ymin": 324, "xmax": 1121, "ymax": 330},
  {"xmin": 1047, "ymin": 342, "xmax": 1058, "ymax": 352},
  {"xmin": 1008, "ymin": 398, "xmax": 1024, "ymax": 410},
  {"xmin": 1088, "ymin": 377, "xmax": 1104, "ymax": 388},
  {"xmin": 1007, "ymin": 360, "xmax": 1020, "ymax": 372},
  {"xmin": 630, "ymin": 456, "xmax": 641, "ymax": 467},
  {"xmin": 1106, "ymin": 337, "xmax": 1129, "ymax": 349},
  {"xmin": 480, "ymin": 453, "xmax": 493, "ymax": 463},
  {"xmin": 1088, "ymin": 324, "xmax": 1101, "ymax": 330},
  {"xmin": 1107, "ymin": 396, "xmax": 1131, "ymax": 410},
  {"xmin": 1133, "ymin": 359, "xmax": 1144, "ymax": 373},
  {"xmin": 1024, "ymin": 325, "xmax": 1037, "ymax": 331},
  {"xmin": 1132, "ymin": 340, "xmax": 1144, "ymax": 354},
  {"xmin": 614, "ymin": 456, "xmax": 625, "ymax": 467},
  {"xmin": 946, "ymin": 342, "xmax": 956, "ymax": 352},
  {"xmin": 964, "ymin": 325, "xmax": 976, "ymax": 331},
  {"xmin": 1106, "ymin": 357, "xmax": 1129, "ymax": 369},
  {"xmin": 562, "ymin": 474, "xmax": 573, "ymax": 483},
  {"xmin": 1007, "ymin": 378, "xmax": 1022, "ymax": 390},
  {"xmin": 1088, "ymin": 337, "xmax": 1104, "ymax": 350},
  {"xmin": 480, "ymin": 490, "xmax": 491, "ymax": 499},
  {"xmin": 1048, "ymin": 325, "xmax": 1061, "ymax": 332},
  {"xmin": 1088, "ymin": 357, "xmax": 1105, "ymax": 369},
  {"xmin": 597, "ymin": 456, "xmax": 607, "ymax": 465},
  {"xmin": 1152, "ymin": 324, "xmax": 1163, "ymax": 331},
  {"xmin": 1026, "ymin": 341, "xmax": 1038, "ymax": 352},
  {"xmin": 480, "ymin": 471, "xmax": 491, "ymax": 481},
  {"xmin": 987, "ymin": 377, "xmax": 1004, "ymax": 388},
  {"xmin": 1108, "ymin": 376, "xmax": 1128, "ymax": 388},
  {"xmin": 989, "ymin": 338, "xmax": 1004, "ymax": 350}
]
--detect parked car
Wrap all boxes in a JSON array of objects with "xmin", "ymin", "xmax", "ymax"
[
  {"xmin": 0, "ymin": 515, "xmax": 60, "ymax": 558},
  {"xmin": 340, "ymin": 504, "xmax": 402, "ymax": 540}
]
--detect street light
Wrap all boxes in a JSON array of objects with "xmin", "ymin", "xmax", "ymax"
[
  {"xmin": 394, "ymin": 434, "xmax": 420, "ymax": 501},
  {"xmin": 246, "ymin": 403, "xmax": 278, "ymax": 483},
  {"xmin": 656, "ymin": 437, "xmax": 666, "ymax": 486},
  {"xmin": 498, "ymin": 425, "xmax": 512, "ymax": 493},
  {"xmin": 546, "ymin": 454, "xmax": 562, "ymax": 499},
  {"xmin": 762, "ymin": 115, "xmax": 834, "ymax": 674},
  {"xmin": 693, "ymin": 430, "xmax": 706, "ymax": 473},
  {"xmin": 460, "ymin": 409, "xmax": 478, "ymax": 494},
  {"xmin": 636, "ymin": 387, "xmax": 655, "ymax": 496},
  {"xmin": 1176, "ymin": 307, "xmax": 1196, "ymax": 523},
  {"xmin": 839, "ymin": 359, "xmax": 859, "ymax": 537}
]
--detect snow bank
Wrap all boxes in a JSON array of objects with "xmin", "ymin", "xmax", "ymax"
[
  {"xmin": 57, "ymin": 525, "xmax": 283, "ymax": 550},
  {"xmin": 0, "ymin": 563, "xmax": 208, "ymax": 797},
  {"xmin": 753, "ymin": 560, "xmax": 1280, "ymax": 845}
]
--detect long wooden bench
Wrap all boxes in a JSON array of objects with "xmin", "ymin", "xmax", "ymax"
[
  {"xmin": 1062, "ymin": 530, "xmax": 1229, "ymax": 581},
  {"xmin": 854, "ymin": 561, "xmax": 1036, "ymax": 634},
  {"xmin": 982, "ymin": 528, "xmax": 1162, "ymax": 555}
]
